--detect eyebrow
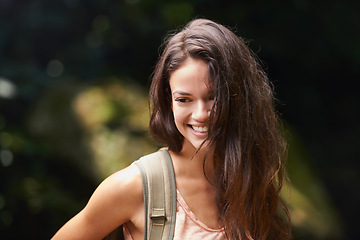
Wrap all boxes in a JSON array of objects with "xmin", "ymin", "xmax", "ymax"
[{"xmin": 172, "ymin": 90, "xmax": 192, "ymax": 96}]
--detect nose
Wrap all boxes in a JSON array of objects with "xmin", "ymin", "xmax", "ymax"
[{"xmin": 192, "ymin": 101, "xmax": 210, "ymax": 123}]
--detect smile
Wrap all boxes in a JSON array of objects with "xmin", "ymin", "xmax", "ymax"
[{"xmin": 190, "ymin": 125, "xmax": 208, "ymax": 133}]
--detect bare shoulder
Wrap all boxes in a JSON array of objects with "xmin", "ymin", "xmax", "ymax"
[
  {"xmin": 87, "ymin": 163, "xmax": 143, "ymax": 221},
  {"xmin": 103, "ymin": 162, "xmax": 143, "ymax": 196},
  {"xmin": 52, "ymin": 163, "xmax": 144, "ymax": 239}
]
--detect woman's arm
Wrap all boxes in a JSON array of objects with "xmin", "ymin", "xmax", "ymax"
[{"xmin": 51, "ymin": 163, "xmax": 144, "ymax": 240}]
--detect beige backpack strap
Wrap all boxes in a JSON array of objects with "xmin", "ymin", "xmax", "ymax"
[{"xmin": 135, "ymin": 148, "xmax": 177, "ymax": 240}]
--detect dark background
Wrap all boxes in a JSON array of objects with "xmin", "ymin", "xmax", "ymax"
[{"xmin": 0, "ymin": 0, "xmax": 359, "ymax": 239}]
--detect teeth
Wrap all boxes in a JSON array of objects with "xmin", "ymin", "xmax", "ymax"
[{"xmin": 192, "ymin": 126, "xmax": 208, "ymax": 133}]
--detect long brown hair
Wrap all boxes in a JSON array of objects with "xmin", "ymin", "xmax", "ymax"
[{"xmin": 149, "ymin": 18, "xmax": 291, "ymax": 240}]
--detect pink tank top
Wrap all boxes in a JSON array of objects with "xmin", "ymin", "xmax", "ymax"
[{"xmin": 123, "ymin": 190, "xmax": 225, "ymax": 240}]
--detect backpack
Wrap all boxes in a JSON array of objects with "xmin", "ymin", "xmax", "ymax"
[{"xmin": 104, "ymin": 148, "xmax": 177, "ymax": 240}]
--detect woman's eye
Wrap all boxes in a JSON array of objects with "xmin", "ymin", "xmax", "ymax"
[{"xmin": 175, "ymin": 98, "xmax": 190, "ymax": 103}]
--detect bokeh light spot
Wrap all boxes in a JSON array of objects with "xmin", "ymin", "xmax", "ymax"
[
  {"xmin": 85, "ymin": 32, "xmax": 103, "ymax": 48},
  {"xmin": 0, "ymin": 149, "xmax": 13, "ymax": 167},
  {"xmin": 0, "ymin": 78, "xmax": 17, "ymax": 99},
  {"xmin": 46, "ymin": 60, "xmax": 64, "ymax": 77}
]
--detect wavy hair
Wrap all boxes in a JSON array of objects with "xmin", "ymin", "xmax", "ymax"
[{"xmin": 149, "ymin": 18, "xmax": 291, "ymax": 240}]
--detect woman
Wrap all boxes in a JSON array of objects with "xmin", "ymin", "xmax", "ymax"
[{"xmin": 52, "ymin": 18, "xmax": 291, "ymax": 240}]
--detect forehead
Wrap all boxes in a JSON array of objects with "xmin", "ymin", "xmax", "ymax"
[{"xmin": 169, "ymin": 58, "xmax": 213, "ymax": 93}]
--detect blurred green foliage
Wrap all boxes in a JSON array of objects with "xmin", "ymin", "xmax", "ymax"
[{"xmin": 1, "ymin": 0, "xmax": 359, "ymax": 239}]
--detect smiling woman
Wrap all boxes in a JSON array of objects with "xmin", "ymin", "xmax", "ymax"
[
  {"xmin": 52, "ymin": 18, "xmax": 291, "ymax": 240},
  {"xmin": 149, "ymin": 18, "xmax": 291, "ymax": 240}
]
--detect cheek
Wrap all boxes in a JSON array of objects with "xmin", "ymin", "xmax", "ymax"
[
  {"xmin": 172, "ymin": 108, "xmax": 180, "ymax": 124},
  {"xmin": 172, "ymin": 106, "xmax": 185, "ymax": 126}
]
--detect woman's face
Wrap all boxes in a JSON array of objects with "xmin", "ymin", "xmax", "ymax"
[{"xmin": 169, "ymin": 58, "xmax": 214, "ymax": 151}]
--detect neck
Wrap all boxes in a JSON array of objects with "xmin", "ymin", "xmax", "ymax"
[{"xmin": 170, "ymin": 141, "xmax": 216, "ymax": 181}]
